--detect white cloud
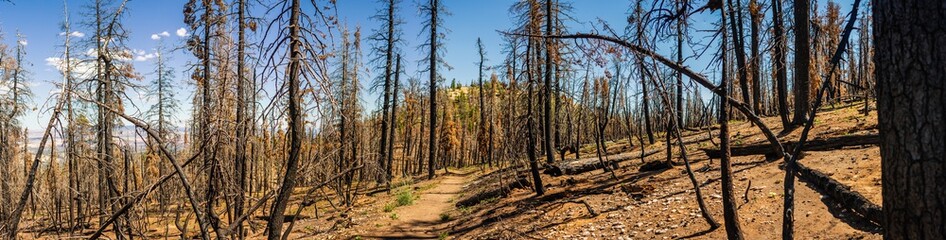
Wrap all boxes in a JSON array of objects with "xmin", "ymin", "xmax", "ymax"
[
  {"xmin": 176, "ymin": 27, "xmax": 189, "ymax": 37},
  {"xmin": 45, "ymin": 57, "xmax": 61, "ymax": 67},
  {"xmin": 151, "ymin": 31, "xmax": 172, "ymax": 40},
  {"xmin": 18, "ymin": 39, "xmax": 27, "ymax": 46},
  {"xmin": 133, "ymin": 49, "xmax": 158, "ymax": 62},
  {"xmin": 135, "ymin": 53, "xmax": 158, "ymax": 61}
]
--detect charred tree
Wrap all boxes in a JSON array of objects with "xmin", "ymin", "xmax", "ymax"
[
  {"xmin": 792, "ymin": 0, "xmax": 811, "ymax": 126},
  {"xmin": 771, "ymin": 0, "xmax": 791, "ymax": 128},
  {"xmin": 874, "ymin": 0, "xmax": 946, "ymax": 238}
]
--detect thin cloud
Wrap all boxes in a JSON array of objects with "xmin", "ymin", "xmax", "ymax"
[
  {"xmin": 45, "ymin": 56, "xmax": 96, "ymax": 79},
  {"xmin": 60, "ymin": 31, "xmax": 85, "ymax": 38}
]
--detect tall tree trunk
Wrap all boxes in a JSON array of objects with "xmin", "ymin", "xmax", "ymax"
[
  {"xmin": 792, "ymin": 0, "xmax": 811, "ymax": 126},
  {"xmin": 234, "ymin": 0, "xmax": 248, "ymax": 238},
  {"xmin": 427, "ymin": 0, "xmax": 439, "ymax": 180},
  {"xmin": 266, "ymin": 0, "xmax": 303, "ymax": 238},
  {"xmin": 675, "ymin": 0, "xmax": 685, "ymax": 128},
  {"xmin": 379, "ymin": 0, "xmax": 395, "ymax": 185},
  {"xmin": 721, "ymin": 5, "xmax": 745, "ymax": 238},
  {"xmin": 388, "ymin": 55, "xmax": 400, "ymax": 181},
  {"xmin": 542, "ymin": 0, "xmax": 556, "ymax": 165},
  {"xmin": 749, "ymin": 0, "xmax": 762, "ymax": 115},
  {"xmin": 634, "ymin": 4, "xmax": 656, "ymax": 144},
  {"xmin": 477, "ymin": 38, "xmax": 488, "ymax": 167},
  {"xmin": 727, "ymin": 0, "xmax": 751, "ymax": 116},
  {"xmin": 771, "ymin": 0, "xmax": 791, "ymax": 128},
  {"xmin": 874, "ymin": 0, "xmax": 946, "ymax": 239},
  {"xmin": 199, "ymin": 0, "xmax": 221, "ymax": 234},
  {"xmin": 526, "ymin": 36, "xmax": 545, "ymax": 196}
]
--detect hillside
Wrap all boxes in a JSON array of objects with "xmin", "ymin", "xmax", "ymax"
[{"xmin": 254, "ymin": 102, "xmax": 882, "ymax": 239}]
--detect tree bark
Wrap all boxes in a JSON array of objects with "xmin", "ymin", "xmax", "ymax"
[{"xmin": 874, "ymin": 0, "xmax": 946, "ymax": 238}]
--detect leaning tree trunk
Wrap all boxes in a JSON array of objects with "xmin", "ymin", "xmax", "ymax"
[
  {"xmin": 720, "ymin": 5, "xmax": 745, "ymax": 239},
  {"xmin": 726, "ymin": 0, "xmax": 751, "ymax": 116},
  {"xmin": 874, "ymin": 0, "xmax": 946, "ymax": 239},
  {"xmin": 526, "ymin": 32, "xmax": 545, "ymax": 196},
  {"xmin": 266, "ymin": 0, "xmax": 303, "ymax": 239}
]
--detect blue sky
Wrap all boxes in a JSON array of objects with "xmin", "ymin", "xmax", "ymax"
[{"xmin": 0, "ymin": 0, "xmax": 860, "ymax": 132}]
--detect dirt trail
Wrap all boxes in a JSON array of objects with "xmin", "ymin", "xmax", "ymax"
[{"xmin": 373, "ymin": 173, "xmax": 470, "ymax": 238}]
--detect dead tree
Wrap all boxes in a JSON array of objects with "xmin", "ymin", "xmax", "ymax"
[
  {"xmin": 792, "ymin": 0, "xmax": 811, "ymax": 127},
  {"xmin": 720, "ymin": 4, "xmax": 745, "ymax": 238},
  {"xmin": 875, "ymin": 0, "xmax": 946, "ymax": 223},
  {"xmin": 421, "ymin": 0, "xmax": 445, "ymax": 180},
  {"xmin": 542, "ymin": 0, "xmax": 556, "ymax": 165},
  {"xmin": 526, "ymin": 34, "xmax": 545, "ymax": 196},
  {"xmin": 749, "ymin": 0, "xmax": 762, "ymax": 115},
  {"xmin": 476, "ymin": 39, "xmax": 491, "ymax": 166},
  {"xmin": 726, "ymin": 0, "xmax": 751, "ymax": 116},
  {"xmin": 770, "ymin": 0, "xmax": 791, "ymax": 128},
  {"xmin": 372, "ymin": 0, "xmax": 401, "ymax": 185},
  {"xmin": 633, "ymin": 3, "xmax": 656, "ymax": 144},
  {"xmin": 233, "ymin": 0, "xmax": 250, "ymax": 237},
  {"xmin": 260, "ymin": 0, "xmax": 336, "ymax": 238}
]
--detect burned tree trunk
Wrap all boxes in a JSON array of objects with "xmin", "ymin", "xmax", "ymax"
[
  {"xmin": 874, "ymin": 0, "xmax": 946, "ymax": 238},
  {"xmin": 771, "ymin": 0, "xmax": 791, "ymax": 128},
  {"xmin": 720, "ymin": 5, "xmax": 745, "ymax": 238},
  {"xmin": 266, "ymin": 0, "xmax": 304, "ymax": 239},
  {"xmin": 792, "ymin": 0, "xmax": 811, "ymax": 126}
]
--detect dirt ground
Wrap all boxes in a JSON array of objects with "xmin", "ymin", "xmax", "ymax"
[{"xmin": 337, "ymin": 101, "xmax": 882, "ymax": 239}]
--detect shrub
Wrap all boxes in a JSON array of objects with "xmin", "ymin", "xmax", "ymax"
[{"xmin": 396, "ymin": 191, "xmax": 415, "ymax": 206}]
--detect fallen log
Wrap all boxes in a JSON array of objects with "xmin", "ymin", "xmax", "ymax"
[
  {"xmin": 683, "ymin": 125, "xmax": 720, "ymax": 132},
  {"xmin": 545, "ymin": 148, "xmax": 663, "ymax": 176},
  {"xmin": 795, "ymin": 161, "xmax": 883, "ymax": 225},
  {"xmin": 702, "ymin": 134, "xmax": 879, "ymax": 159},
  {"xmin": 455, "ymin": 176, "xmax": 530, "ymax": 208}
]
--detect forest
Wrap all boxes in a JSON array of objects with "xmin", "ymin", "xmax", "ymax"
[{"xmin": 0, "ymin": 0, "xmax": 942, "ymax": 239}]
